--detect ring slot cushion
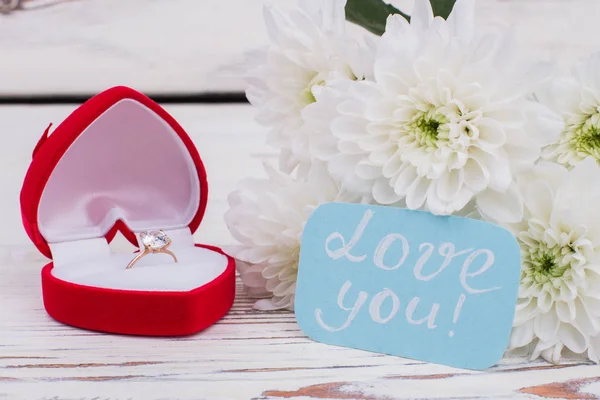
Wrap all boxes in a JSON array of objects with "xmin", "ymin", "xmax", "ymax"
[{"xmin": 20, "ymin": 86, "xmax": 235, "ymax": 336}]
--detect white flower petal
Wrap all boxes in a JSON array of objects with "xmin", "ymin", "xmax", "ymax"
[
  {"xmin": 437, "ymin": 169, "xmax": 464, "ymax": 202},
  {"xmin": 584, "ymin": 297, "xmax": 600, "ymax": 317},
  {"xmin": 477, "ymin": 118, "xmax": 507, "ymax": 150},
  {"xmin": 411, "ymin": 0, "xmax": 434, "ymax": 32},
  {"xmin": 588, "ymin": 334, "xmax": 600, "ymax": 363},
  {"xmin": 476, "ymin": 182, "xmax": 523, "ymax": 223},
  {"xmin": 355, "ymin": 160, "xmax": 383, "ymax": 180},
  {"xmin": 373, "ymin": 177, "xmax": 402, "ymax": 205},
  {"xmin": 240, "ymin": 266, "xmax": 270, "ymax": 289},
  {"xmin": 504, "ymin": 141, "xmax": 541, "ymax": 169},
  {"xmin": 576, "ymin": 299, "xmax": 600, "ymax": 336},
  {"xmin": 541, "ymin": 343, "xmax": 564, "ymax": 364},
  {"xmin": 299, "ymin": 0, "xmax": 347, "ymax": 35},
  {"xmin": 486, "ymin": 154, "xmax": 512, "ymax": 192},
  {"xmin": 272, "ymin": 279, "xmax": 295, "ymax": 297},
  {"xmin": 384, "ymin": 14, "xmax": 411, "ymax": 37},
  {"xmin": 556, "ymin": 301, "xmax": 576, "ymax": 323},
  {"xmin": 263, "ymin": 5, "xmax": 290, "ymax": 43},
  {"xmin": 534, "ymin": 311, "xmax": 560, "ymax": 343},
  {"xmin": 406, "ymin": 177, "xmax": 431, "ymax": 210},
  {"xmin": 540, "ymin": 52, "xmax": 600, "ymax": 169},
  {"xmin": 523, "ymin": 180, "xmax": 554, "ymax": 223},
  {"xmin": 446, "ymin": 0, "xmax": 475, "ymax": 41},
  {"xmin": 254, "ymin": 298, "xmax": 290, "ymax": 311},
  {"xmin": 381, "ymin": 151, "xmax": 404, "ymax": 178},
  {"xmin": 531, "ymin": 339, "xmax": 559, "ymax": 361},
  {"xmin": 559, "ymin": 323, "xmax": 588, "ymax": 354},
  {"xmin": 515, "ymin": 298, "xmax": 538, "ymax": 325},
  {"xmin": 509, "ymin": 321, "xmax": 535, "ymax": 349},
  {"xmin": 463, "ymin": 157, "xmax": 489, "ymax": 192},
  {"xmin": 331, "ymin": 116, "xmax": 368, "ymax": 140},
  {"xmin": 304, "ymin": 1, "xmax": 553, "ymax": 221},
  {"xmin": 247, "ymin": 0, "xmax": 375, "ymax": 175},
  {"xmin": 393, "ymin": 165, "xmax": 419, "ymax": 198},
  {"xmin": 226, "ymin": 163, "xmax": 363, "ymax": 310},
  {"xmin": 537, "ymin": 290, "xmax": 554, "ymax": 313}
]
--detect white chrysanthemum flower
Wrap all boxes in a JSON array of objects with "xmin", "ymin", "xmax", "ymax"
[
  {"xmin": 506, "ymin": 159, "xmax": 600, "ymax": 364},
  {"xmin": 540, "ymin": 52, "xmax": 600, "ymax": 167},
  {"xmin": 245, "ymin": 0, "xmax": 374, "ymax": 176},
  {"xmin": 225, "ymin": 163, "xmax": 364, "ymax": 310},
  {"xmin": 306, "ymin": 0, "xmax": 561, "ymax": 222}
]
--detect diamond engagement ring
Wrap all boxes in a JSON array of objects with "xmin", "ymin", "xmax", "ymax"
[{"xmin": 126, "ymin": 230, "xmax": 178, "ymax": 269}]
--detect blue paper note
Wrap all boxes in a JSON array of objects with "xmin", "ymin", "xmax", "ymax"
[{"xmin": 295, "ymin": 203, "xmax": 522, "ymax": 370}]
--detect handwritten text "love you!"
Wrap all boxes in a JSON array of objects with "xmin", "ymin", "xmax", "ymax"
[{"xmin": 295, "ymin": 203, "xmax": 521, "ymax": 370}]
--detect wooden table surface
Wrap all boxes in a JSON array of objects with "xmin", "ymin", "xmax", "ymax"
[
  {"xmin": 3, "ymin": 0, "xmax": 600, "ymax": 95},
  {"xmin": 1, "ymin": 105, "xmax": 599, "ymax": 400}
]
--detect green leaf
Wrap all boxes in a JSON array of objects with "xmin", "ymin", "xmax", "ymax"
[
  {"xmin": 345, "ymin": 0, "xmax": 409, "ymax": 36},
  {"xmin": 429, "ymin": 0, "xmax": 457, "ymax": 19},
  {"xmin": 345, "ymin": 0, "xmax": 457, "ymax": 36}
]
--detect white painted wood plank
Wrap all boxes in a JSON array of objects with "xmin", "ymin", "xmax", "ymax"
[
  {"xmin": 0, "ymin": 104, "xmax": 599, "ymax": 399},
  {"xmin": 1, "ymin": 270, "xmax": 599, "ymax": 399},
  {"xmin": 2, "ymin": 0, "xmax": 600, "ymax": 94},
  {"xmin": 0, "ymin": 0, "xmax": 293, "ymax": 95}
]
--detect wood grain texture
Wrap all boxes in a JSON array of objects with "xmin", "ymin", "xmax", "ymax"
[
  {"xmin": 2, "ymin": 0, "xmax": 600, "ymax": 94},
  {"xmin": 0, "ymin": 104, "xmax": 599, "ymax": 399},
  {"xmin": 1, "ymin": 265, "xmax": 600, "ymax": 400},
  {"xmin": 519, "ymin": 377, "xmax": 600, "ymax": 399}
]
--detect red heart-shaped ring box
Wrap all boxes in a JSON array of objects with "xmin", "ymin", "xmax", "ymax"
[{"xmin": 20, "ymin": 86, "xmax": 236, "ymax": 336}]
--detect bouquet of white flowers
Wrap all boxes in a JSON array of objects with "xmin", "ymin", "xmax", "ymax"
[{"xmin": 225, "ymin": 0, "xmax": 600, "ymax": 364}]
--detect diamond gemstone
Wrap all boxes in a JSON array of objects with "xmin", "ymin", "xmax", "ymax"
[{"xmin": 141, "ymin": 230, "xmax": 169, "ymax": 250}]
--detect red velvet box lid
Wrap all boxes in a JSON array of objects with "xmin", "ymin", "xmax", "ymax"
[
  {"xmin": 19, "ymin": 86, "xmax": 235, "ymax": 336},
  {"xmin": 21, "ymin": 86, "xmax": 209, "ymax": 256}
]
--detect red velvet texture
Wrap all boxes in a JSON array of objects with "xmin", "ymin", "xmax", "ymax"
[
  {"xmin": 42, "ymin": 245, "xmax": 236, "ymax": 336},
  {"xmin": 20, "ymin": 86, "xmax": 209, "ymax": 257},
  {"xmin": 20, "ymin": 86, "xmax": 235, "ymax": 336}
]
